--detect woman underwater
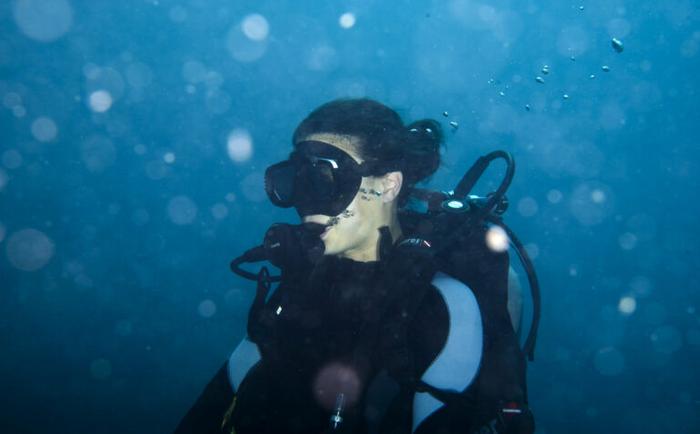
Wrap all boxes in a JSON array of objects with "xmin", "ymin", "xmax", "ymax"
[{"xmin": 174, "ymin": 99, "xmax": 534, "ymax": 434}]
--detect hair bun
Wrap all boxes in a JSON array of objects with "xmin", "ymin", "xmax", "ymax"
[{"xmin": 403, "ymin": 119, "xmax": 443, "ymax": 184}]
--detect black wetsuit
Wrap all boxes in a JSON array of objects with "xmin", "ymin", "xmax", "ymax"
[{"xmin": 174, "ymin": 235, "xmax": 516, "ymax": 434}]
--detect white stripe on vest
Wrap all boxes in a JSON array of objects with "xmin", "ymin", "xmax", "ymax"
[
  {"xmin": 412, "ymin": 271, "xmax": 483, "ymax": 433},
  {"xmin": 227, "ymin": 337, "xmax": 261, "ymax": 392}
]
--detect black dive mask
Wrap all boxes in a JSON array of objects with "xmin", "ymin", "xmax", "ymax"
[{"xmin": 265, "ymin": 140, "xmax": 378, "ymax": 217}]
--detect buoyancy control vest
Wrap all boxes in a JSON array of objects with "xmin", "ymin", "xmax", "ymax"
[{"xmin": 229, "ymin": 150, "xmax": 541, "ymax": 434}]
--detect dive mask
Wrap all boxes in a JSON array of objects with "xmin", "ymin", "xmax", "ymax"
[{"xmin": 265, "ymin": 140, "xmax": 378, "ymax": 217}]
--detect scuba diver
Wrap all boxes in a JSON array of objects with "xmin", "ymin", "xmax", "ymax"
[{"xmin": 174, "ymin": 98, "xmax": 540, "ymax": 434}]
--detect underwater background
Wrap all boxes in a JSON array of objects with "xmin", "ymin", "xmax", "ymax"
[{"xmin": 1, "ymin": 0, "xmax": 699, "ymax": 433}]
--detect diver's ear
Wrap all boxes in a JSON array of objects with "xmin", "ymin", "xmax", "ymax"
[{"xmin": 381, "ymin": 171, "xmax": 403, "ymax": 203}]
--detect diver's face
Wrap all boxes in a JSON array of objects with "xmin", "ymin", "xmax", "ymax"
[{"xmin": 300, "ymin": 133, "xmax": 388, "ymax": 259}]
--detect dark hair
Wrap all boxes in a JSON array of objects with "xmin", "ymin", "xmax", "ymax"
[{"xmin": 292, "ymin": 98, "xmax": 443, "ymax": 206}]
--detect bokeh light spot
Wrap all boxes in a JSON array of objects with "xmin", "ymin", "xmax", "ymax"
[
  {"xmin": 630, "ymin": 276, "xmax": 653, "ymax": 298},
  {"xmin": 134, "ymin": 144, "xmax": 147, "ymax": 155},
  {"xmin": 211, "ymin": 203, "xmax": 229, "ymax": 220},
  {"xmin": 242, "ymin": 14, "xmax": 269, "ymax": 41},
  {"xmin": 167, "ymin": 195, "xmax": 198, "ymax": 225},
  {"xmin": 524, "ymin": 243, "xmax": 539, "ymax": 260},
  {"xmin": 618, "ymin": 296, "xmax": 637, "ymax": 315},
  {"xmin": 13, "ymin": 0, "xmax": 73, "ymax": 42},
  {"xmin": 546, "ymin": 189, "xmax": 562, "ymax": 203},
  {"xmin": 2, "ymin": 150, "xmax": 23, "ymax": 170},
  {"xmin": 198, "ymin": 299, "xmax": 217, "ymax": 318},
  {"xmin": 339, "ymin": 13, "xmax": 356, "ymax": 29},
  {"xmin": 5, "ymin": 228, "xmax": 55, "ymax": 271},
  {"xmin": 313, "ymin": 362, "xmax": 362, "ymax": 410},
  {"xmin": 517, "ymin": 197, "xmax": 539, "ymax": 217},
  {"xmin": 618, "ymin": 232, "xmax": 637, "ymax": 250},
  {"xmin": 226, "ymin": 23, "xmax": 267, "ymax": 62},
  {"xmin": 88, "ymin": 90, "xmax": 113, "ymax": 113},
  {"xmin": 227, "ymin": 129, "xmax": 253, "ymax": 163},
  {"xmin": 31, "ymin": 116, "xmax": 58, "ymax": 142},
  {"xmin": 569, "ymin": 183, "xmax": 614, "ymax": 226},
  {"xmin": 3, "ymin": 92, "xmax": 22, "ymax": 109},
  {"xmin": 591, "ymin": 189, "xmax": 606, "ymax": 203},
  {"xmin": 485, "ymin": 225, "xmax": 509, "ymax": 252}
]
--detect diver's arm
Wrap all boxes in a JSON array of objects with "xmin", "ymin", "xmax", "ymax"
[{"xmin": 172, "ymin": 361, "xmax": 235, "ymax": 434}]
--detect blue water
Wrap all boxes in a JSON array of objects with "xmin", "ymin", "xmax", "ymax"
[{"xmin": 1, "ymin": 1, "xmax": 698, "ymax": 433}]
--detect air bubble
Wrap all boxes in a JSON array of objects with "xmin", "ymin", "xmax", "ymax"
[{"xmin": 611, "ymin": 38, "xmax": 624, "ymax": 53}]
